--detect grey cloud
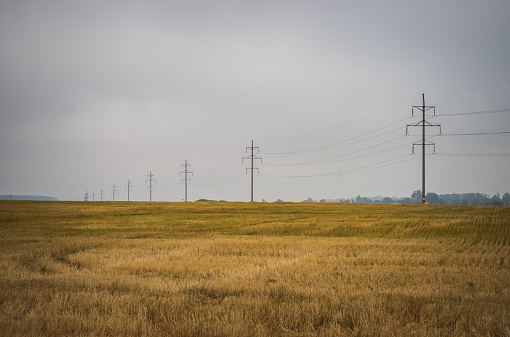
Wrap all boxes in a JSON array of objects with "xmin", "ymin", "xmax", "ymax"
[{"xmin": 1, "ymin": 0, "xmax": 509, "ymax": 200}]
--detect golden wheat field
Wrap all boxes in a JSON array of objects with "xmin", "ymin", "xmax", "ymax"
[{"xmin": 0, "ymin": 201, "xmax": 509, "ymax": 336}]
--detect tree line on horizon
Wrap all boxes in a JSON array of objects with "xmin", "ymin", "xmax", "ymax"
[
  {"xmin": 2, "ymin": 192, "xmax": 509, "ymax": 206},
  {"xmin": 311, "ymin": 190, "xmax": 509, "ymax": 206}
]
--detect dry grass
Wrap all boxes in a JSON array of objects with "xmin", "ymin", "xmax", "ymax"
[{"xmin": 0, "ymin": 201, "xmax": 509, "ymax": 336}]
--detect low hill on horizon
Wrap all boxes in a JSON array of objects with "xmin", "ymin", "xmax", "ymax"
[{"xmin": 0, "ymin": 195, "xmax": 58, "ymax": 201}]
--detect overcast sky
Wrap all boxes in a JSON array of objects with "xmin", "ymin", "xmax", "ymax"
[{"xmin": 1, "ymin": 0, "xmax": 509, "ymax": 202}]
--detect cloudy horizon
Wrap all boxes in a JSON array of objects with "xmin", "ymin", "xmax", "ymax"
[{"xmin": 1, "ymin": 0, "xmax": 509, "ymax": 202}]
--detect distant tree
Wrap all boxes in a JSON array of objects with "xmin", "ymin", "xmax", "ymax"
[
  {"xmin": 462, "ymin": 193, "xmax": 490, "ymax": 205},
  {"xmin": 462, "ymin": 193, "xmax": 475, "ymax": 204},
  {"xmin": 381, "ymin": 197, "xmax": 394, "ymax": 204},
  {"xmin": 319, "ymin": 199, "xmax": 326, "ymax": 203},
  {"xmin": 490, "ymin": 194, "xmax": 503, "ymax": 206},
  {"xmin": 405, "ymin": 192, "xmax": 510, "ymax": 206},
  {"xmin": 425, "ymin": 192, "xmax": 443, "ymax": 205},
  {"xmin": 502, "ymin": 193, "xmax": 510, "ymax": 206},
  {"xmin": 411, "ymin": 190, "xmax": 421, "ymax": 203},
  {"xmin": 441, "ymin": 193, "xmax": 461, "ymax": 205},
  {"xmin": 262, "ymin": 199, "xmax": 267, "ymax": 202},
  {"xmin": 355, "ymin": 195, "xmax": 372, "ymax": 203},
  {"xmin": 276, "ymin": 199, "xmax": 283, "ymax": 202},
  {"xmin": 304, "ymin": 197, "xmax": 314, "ymax": 202},
  {"xmin": 400, "ymin": 197, "xmax": 412, "ymax": 204}
]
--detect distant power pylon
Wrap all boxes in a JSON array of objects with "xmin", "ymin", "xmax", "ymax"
[
  {"xmin": 406, "ymin": 94, "xmax": 441, "ymax": 204},
  {"xmin": 243, "ymin": 140, "xmax": 262, "ymax": 202},
  {"xmin": 125, "ymin": 179, "xmax": 132, "ymax": 201},
  {"xmin": 146, "ymin": 171, "xmax": 156, "ymax": 202},
  {"xmin": 84, "ymin": 190, "xmax": 90, "ymax": 202},
  {"xmin": 100, "ymin": 189, "xmax": 104, "ymax": 202},
  {"xmin": 180, "ymin": 160, "xmax": 193, "ymax": 202},
  {"xmin": 111, "ymin": 184, "xmax": 117, "ymax": 202}
]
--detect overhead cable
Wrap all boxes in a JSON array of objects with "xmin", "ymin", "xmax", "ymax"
[
  {"xmin": 256, "ymin": 97, "xmax": 420, "ymax": 143},
  {"xmin": 428, "ymin": 80, "xmax": 510, "ymax": 96},
  {"xmin": 263, "ymin": 138, "xmax": 412, "ymax": 167},
  {"xmin": 260, "ymin": 154, "xmax": 418, "ymax": 178},
  {"xmin": 440, "ymin": 131, "xmax": 510, "ymax": 136},
  {"xmin": 435, "ymin": 108, "xmax": 510, "ymax": 117},
  {"xmin": 262, "ymin": 117, "xmax": 410, "ymax": 155},
  {"xmin": 436, "ymin": 153, "xmax": 510, "ymax": 157}
]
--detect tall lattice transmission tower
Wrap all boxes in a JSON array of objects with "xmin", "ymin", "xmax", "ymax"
[
  {"xmin": 180, "ymin": 160, "xmax": 193, "ymax": 202},
  {"xmin": 406, "ymin": 94, "xmax": 441, "ymax": 204},
  {"xmin": 146, "ymin": 171, "xmax": 156, "ymax": 201},
  {"xmin": 243, "ymin": 140, "xmax": 262, "ymax": 202}
]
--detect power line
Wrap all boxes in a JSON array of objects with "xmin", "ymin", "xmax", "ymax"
[
  {"xmin": 190, "ymin": 146, "xmax": 245, "ymax": 166},
  {"xmin": 125, "ymin": 179, "xmax": 132, "ymax": 201},
  {"xmin": 440, "ymin": 131, "xmax": 510, "ymax": 136},
  {"xmin": 146, "ymin": 171, "xmax": 156, "ymax": 202},
  {"xmin": 192, "ymin": 162, "xmax": 244, "ymax": 179},
  {"xmin": 262, "ymin": 117, "xmax": 410, "ymax": 155},
  {"xmin": 260, "ymin": 154, "xmax": 418, "ymax": 178},
  {"xmin": 111, "ymin": 185, "xmax": 117, "ymax": 202},
  {"xmin": 256, "ymin": 97, "xmax": 420, "ymax": 143},
  {"xmin": 193, "ymin": 156, "xmax": 240, "ymax": 171},
  {"xmin": 428, "ymin": 80, "xmax": 510, "ymax": 96},
  {"xmin": 406, "ymin": 94, "xmax": 440, "ymax": 204},
  {"xmin": 339, "ymin": 154, "xmax": 420, "ymax": 175},
  {"xmin": 243, "ymin": 140, "xmax": 262, "ymax": 202},
  {"xmin": 435, "ymin": 108, "xmax": 510, "ymax": 117},
  {"xmin": 193, "ymin": 166, "xmax": 244, "ymax": 180},
  {"xmin": 255, "ymin": 81, "xmax": 508, "ymax": 145},
  {"xmin": 263, "ymin": 135, "xmax": 406, "ymax": 167},
  {"xmin": 179, "ymin": 160, "xmax": 193, "ymax": 202},
  {"xmin": 264, "ymin": 141, "xmax": 412, "ymax": 167},
  {"xmin": 436, "ymin": 153, "xmax": 510, "ymax": 157},
  {"xmin": 194, "ymin": 172, "xmax": 247, "ymax": 187}
]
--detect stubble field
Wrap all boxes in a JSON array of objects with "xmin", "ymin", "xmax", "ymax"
[{"xmin": 0, "ymin": 201, "xmax": 509, "ymax": 336}]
